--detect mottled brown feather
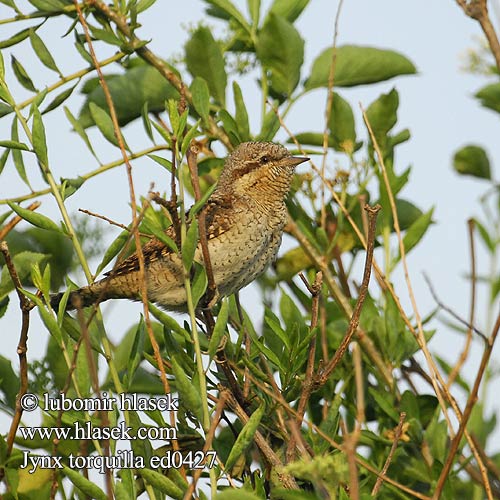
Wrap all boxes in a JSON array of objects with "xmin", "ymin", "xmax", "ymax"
[{"xmin": 106, "ymin": 193, "xmax": 234, "ymax": 277}]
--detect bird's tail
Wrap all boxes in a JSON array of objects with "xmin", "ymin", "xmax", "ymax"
[{"xmin": 49, "ymin": 279, "xmax": 114, "ymax": 311}]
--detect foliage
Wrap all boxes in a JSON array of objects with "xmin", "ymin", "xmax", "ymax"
[{"xmin": 0, "ymin": 0, "xmax": 499, "ymax": 499}]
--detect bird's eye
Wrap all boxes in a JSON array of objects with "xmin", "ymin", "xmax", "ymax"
[{"xmin": 260, "ymin": 155, "xmax": 269, "ymax": 164}]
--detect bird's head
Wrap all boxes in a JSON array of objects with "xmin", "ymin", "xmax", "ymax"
[{"xmin": 216, "ymin": 142, "xmax": 309, "ymax": 202}]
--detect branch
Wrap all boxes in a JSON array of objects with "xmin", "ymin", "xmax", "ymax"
[
  {"xmin": 0, "ymin": 242, "xmax": 31, "ymax": 467},
  {"xmin": 315, "ymin": 204, "xmax": 380, "ymax": 386}
]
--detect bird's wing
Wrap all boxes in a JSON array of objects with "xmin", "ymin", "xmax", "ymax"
[{"xmin": 105, "ymin": 194, "xmax": 234, "ymax": 278}]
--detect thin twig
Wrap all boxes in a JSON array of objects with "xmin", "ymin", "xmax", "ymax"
[
  {"xmin": 0, "ymin": 201, "xmax": 41, "ymax": 240},
  {"xmin": 222, "ymin": 387, "xmax": 299, "ymax": 490},
  {"xmin": 0, "ymin": 242, "xmax": 31, "ymax": 462},
  {"xmin": 448, "ymin": 219, "xmax": 477, "ymax": 386},
  {"xmin": 242, "ymin": 367, "xmax": 433, "ymax": 500},
  {"xmin": 74, "ymin": 2, "xmax": 170, "ymax": 406},
  {"xmin": 183, "ymin": 391, "xmax": 228, "ymax": 499},
  {"xmin": 423, "ymin": 272, "xmax": 485, "ymax": 340},
  {"xmin": 433, "ymin": 311, "xmax": 500, "ymax": 498},
  {"xmin": 78, "ymin": 208, "xmax": 150, "ymax": 237},
  {"xmin": 316, "ymin": 204, "xmax": 380, "ymax": 386},
  {"xmin": 86, "ymin": 0, "xmax": 232, "ymax": 149},
  {"xmin": 372, "ymin": 412, "xmax": 407, "ymax": 496},
  {"xmin": 286, "ymin": 271, "xmax": 322, "ymax": 462},
  {"xmin": 456, "ymin": 0, "xmax": 500, "ymax": 72},
  {"xmin": 186, "ymin": 145, "xmax": 217, "ymax": 305}
]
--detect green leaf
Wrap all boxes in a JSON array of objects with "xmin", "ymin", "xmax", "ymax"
[
  {"xmin": 191, "ymin": 262, "xmax": 208, "ymax": 308},
  {"xmin": 453, "ymin": 144, "xmax": 491, "ymax": 180},
  {"xmin": 0, "ymin": 0, "xmax": 20, "ymax": 12},
  {"xmin": 7, "ymin": 202, "xmax": 62, "ymax": 233},
  {"xmin": 127, "ymin": 316, "xmax": 146, "ymax": 388},
  {"xmin": 257, "ymin": 108, "xmax": 280, "ymax": 141},
  {"xmin": 28, "ymin": 0, "xmax": 67, "ymax": 12},
  {"xmin": 141, "ymin": 102, "xmax": 154, "ymax": 142},
  {"xmin": 185, "ymin": 26, "xmax": 227, "ymax": 105},
  {"xmin": 305, "ymin": 45, "xmax": 417, "ymax": 90},
  {"xmin": 31, "ymin": 104, "xmax": 49, "ymax": 166},
  {"xmin": 182, "ymin": 219, "xmax": 199, "ymax": 270},
  {"xmin": 11, "ymin": 55, "xmax": 38, "ymax": 92},
  {"xmin": 203, "ymin": 0, "xmax": 252, "ymax": 36},
  {"xmin": 395, "ymin": 198, "xmax": 423, "ymax": 231},
  {"xmin": 62, "ymin": 466, "xmax": 107, "ymax": 500},
  {"xmin": 0, "ymin": 140, "xmax": 30, "ymax": 150},
  {"xmin": 42, "ymin": 84, "xmax": 77, "ymax": 114},
  {"xmin": 225, "ymin": 404, "xmax": 265, "ymax": 471},
  {"xmin": 140, "ymin": 468, "xmax": 184, "ymax": 499},
  {"xmin": 256, "ymin": 13, "xmax": 304, "ymax": 96},
  {"xmin": 22, "ymin": 288, "xmax": 63, "ymax": 343},
  {"xmin": 328, "ymin": 93, "xmax": 356, "ymax": 153},
  {"xmin": 219, "ymin": 109, "xmax": 241, "ymax": 146},
  {"xmin": 365, "ymin": 88, "xmax": 399, "ymax": 145},
  {"xmin": 171, "ymin": 355, "xmax": 202, "ymax": 421},
  {"xmin": 64, "ymin": 106, "xmax": 99, "ymax": 161},
  {"xmin": 0, "ymin": 148, "xmax": 9, "ymax": 176},
  {"xmin": 269, "ymin": 0, "xmax": 309, "ymax": 22},
  {"xmin": 0, "ymin": 103, "xmax": 12, "ymax": 118},
  {"xmin": 0, "ymin": 251, "xmax": 48, "ymax": 299},
  {"xmin": 424, "ymin": 409, "xmax": 448, "ymax": 463},
  {"xmin": 0, "ymin": 27, "xmax": 33, "ymax": 49},
  {"xmin": 89, "ymin": 102, "xmax": 125, "ymax": 149},
  {"xmin": 0, "ymin": 355, "xmax": 19, "ymax": 408},
  {"xmin": 136, "ymin": 0, "xmax": 157, "ymax": 14},
  {"xmin": 208, "ymin": 299, "xmax": 229, "ymax": 359},
  {"xmin": 181, "ymin": 119, "xmax": 201, "ymax": 157},
  {"xmin": 233, "ymin": 81, "xmax": 250, "ymax": 141},
  {"xmin": 190, "ymin": 77, "xmax": 210, "ymax": 124},
  {"xmin": 0, "ymin": 49, "xmax": 4, "ymax": 79},
  {"xmin": 29, "ymin": 30, "xmax": 60, "ymax": 74},
  {"xmin": 247, "ymin": 0, "xmax": 260, "ymax": 27},
  {"xmin": 78, "ymin": 64, "xmax": 179, "ymax": 128},
  {"xmin": 394, "ymin": 207, "xmax": 434, "ymax": 264},
  {"xmin": 475, "ymin": 82, "xmax": 500, "ymax": 114},
  {"xmin": 473, "ymin": 218, "xmax": 494, "ymax": 253}
]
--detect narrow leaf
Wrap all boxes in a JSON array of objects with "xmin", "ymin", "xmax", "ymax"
[
  {"xmin": 182, "ymin": 219, "xmax": 199, "ymax": 270},
  {"xmin": 64, "ymin": 106, "xmax": 99, "ymax": 160},
  {"xmin": 203, "ymin": 0, "xmax": 252, "ymax": 36},
  {"xmin": 394, "ymin": 208, "xmax": 434, "ymax": 263},
  {"xmin": 29, "ymin": 30, "xmax": 60, "ymax": 74},
  {"xmin": 31, "ymin": 104, "xmax": 49, "ymax": 166},
  {"xmin": 42, "ymin": 84, "xmax": 77, "ymax": 114},
  {"xmin": 11, "ymin": 55, "xmax": 38, "ymax": 92},
  {"xmin": 171, "ymin": 355, "xmax": 202, "ymax": 421},
  {"xmin": 209, "ymin": 299, "xmax": 229, "ymax": 359},
  {"xmin": 140, "ymin": 468, "xmax": 184, "ymax": 499},
  {"xmin": 185, "ymin": 26, "xmax": 227, "ymax": 105},
  {"xmin": 190, "ymin": 76, "xmax": 210, "ymax": 124},
  {"xmin": 7, "ymin": 202, "xmax": 62, "ymax": 233},
  {"xmin": 62, "ymin": 466, "xmax": 107, "ymax": 500},
  {"xmin": 269, "ymin": 0, "xmax": 309, "ymax": 22},
  {"xmin": 233, "ymin": 81, "xmax": 250, "ymax": 141},
  {"xmin": 225, "ymin": 404, "xmax": 265, "ymax": 471},
  {"xmin": 0, "ymin": 140, "xmax": 30, "ymax": 150},
  {"xmin": 89, "ymin": 102, "xmax": 123, "ymax": 148}
]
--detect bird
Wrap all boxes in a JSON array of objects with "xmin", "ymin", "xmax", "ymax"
[{"xmin": 50, "ymin": 141, "xmax": 309, "ymax": 312}]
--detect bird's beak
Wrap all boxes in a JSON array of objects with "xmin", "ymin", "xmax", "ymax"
[{"xmin": 283, "ymin": 156, "xmax": 310, "ymax": 168}]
